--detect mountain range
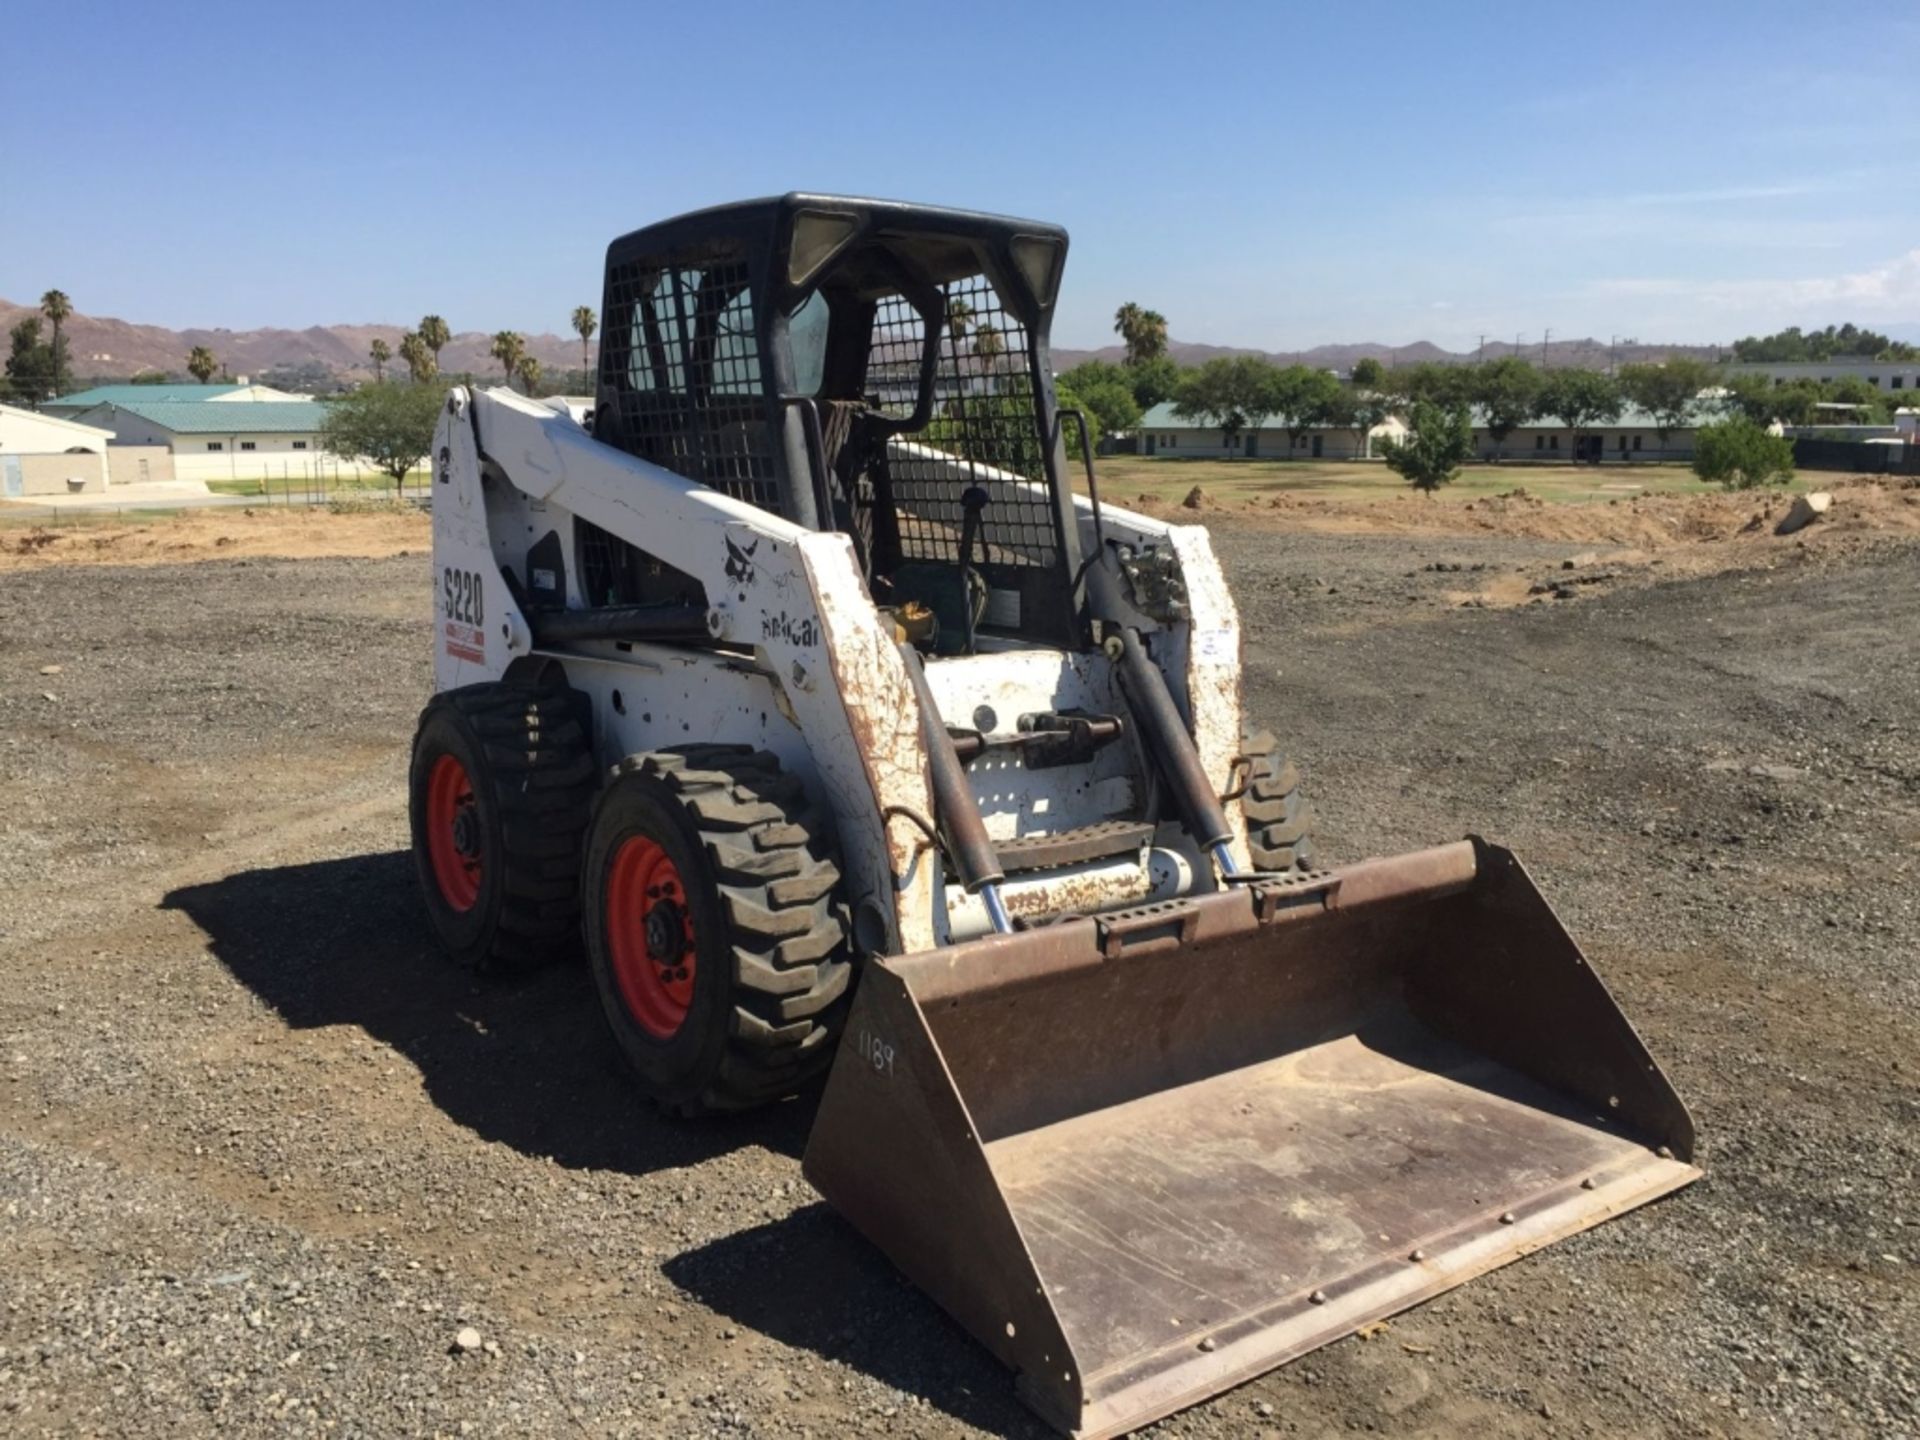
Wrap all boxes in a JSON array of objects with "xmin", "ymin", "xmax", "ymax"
[
  {"xmin": 1049, "ymin": 337, "xmax": 1724, "ymax": 372},
  {"xmin": 4, "ymin": 297, "xmax": 1729, "ymax": 387},
  {"xmin": 0, "ymin": 299, "xmax": 595, "ymax": 386}
]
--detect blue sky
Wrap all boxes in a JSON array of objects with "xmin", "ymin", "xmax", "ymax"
[{"xmin": 4, "ymin": 0, "xmax": 1917, "ymax": 352}]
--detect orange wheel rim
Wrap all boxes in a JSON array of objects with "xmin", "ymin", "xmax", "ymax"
[
  {"xmin": 425, "ymin": 754, "xmax": 483, "ymax": 912},
  {"xmin": 607, "ymin": 835, "xmax": 696, "ymax": 1039}
]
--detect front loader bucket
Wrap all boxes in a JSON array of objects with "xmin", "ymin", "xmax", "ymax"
[{"xmin": 802, "ymin": 840, "xmax": 1698, "ymax": 1438}]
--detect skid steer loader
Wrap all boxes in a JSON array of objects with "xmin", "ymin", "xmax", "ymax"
[{"xmin": 408, "ymin": 194, "xmax": 1698, "ymax": 1438}]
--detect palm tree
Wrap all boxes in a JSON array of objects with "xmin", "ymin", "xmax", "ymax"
[
  {"xmin": 368, "ymin": 337, "xmax": 391, "ymax": 382},
  {"xmin": 1113, "ymin": 302, "xmax": 1169, "ymax": 366},
  {"xmin": 186, "ymin": 345, "xmax": 218, "ymax": 384},
  {"xmin": 40, "ymin": 290, "xmax": 72, "ymax": 394},
  {"xmin": 490, "ymin": 331, "xmax": 526, "ymax": 390},
  {"xmin": 1138, "ymin": 308, "xmax": 1169, "ymax": 363},
  {"xmin": 399, "ymin": 331, "xmax": 435, "ymax": 384},
  {"xmin": 945, "ymin": 297, "xmax": 974, "ymax": 345},
  {"xmin": 419, "ymin": 314, "xmax": 451, "ymax": 367},
  {"xmin": 973, "ymin": 325, "xmax": 1004, "ymax": 372},
  {"xmin": 571, "ymin": 305, "xmax": 597, "ymax": 383},
  {"xmin": 517, "ymin": 355, "xmax": 543, "ymax": 396}
]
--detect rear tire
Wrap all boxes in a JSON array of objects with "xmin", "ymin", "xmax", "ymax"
[
  {"xmin": 1240, "ymin": 728, "xmax": 1316, "ymax": 873},
  {"xmin": 583, "ymin": 746, "xmax": 852, "ymax": 1116},
  {"xmin": 408, "ymin": 683, "xmax": 596, "ymax": 972}
]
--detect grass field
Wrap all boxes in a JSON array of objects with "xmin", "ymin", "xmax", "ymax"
[{"xmin": 1087, "ymin": 456, "xmax": 1770, "ymax": 506}]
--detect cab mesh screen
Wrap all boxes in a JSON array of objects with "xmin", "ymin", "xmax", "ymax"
[
  {"xmin": 873, "ymin": 273, "xmax": 1058, "ymax": 569},
  {"xmin": 601, "ymin": 259, "xmax": 779, "ymax": 511}
]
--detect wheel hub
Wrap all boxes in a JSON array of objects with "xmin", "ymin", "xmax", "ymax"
[
  {"xmin": 424, "ymin": 753, "xmax": 484, "ymax": 913},
  {"xmin": 606, "ymin": 835, "xmax": 697, "ymax": 1039},
  {"xmin": 645, "ymin": 898, "xmax": 686, "ymax": 968}
]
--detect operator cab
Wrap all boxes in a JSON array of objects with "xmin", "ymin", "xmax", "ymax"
[{"xmin": 590, "ymin": 194, "xmax": 1084, "ymax": 652}]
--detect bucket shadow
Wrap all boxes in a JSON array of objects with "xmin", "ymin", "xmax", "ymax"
[
  {"xmin": 162, "ymin": 849, "xmax": 812, "ymax": 1176},
  {"xmin": 664, "ymin": 1206, "xmax": 1046, "ymax": 1437}
]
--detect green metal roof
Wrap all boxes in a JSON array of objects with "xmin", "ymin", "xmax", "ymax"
[
  {"xmin": 77, "ymin": 398, "xmax": 329, "ymax": 434},
  {"xmin": 46, "ymin": 383, "xmax": 246, "ymax": 409}
]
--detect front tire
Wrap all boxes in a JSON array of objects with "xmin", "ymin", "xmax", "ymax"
[
  {"xmin": 408, "ymin": 683, "xmax": 596, "ymax": 971},
  {"xmin": 1240, "ymin": 727, "xmax": 1316, "ymax": 873},
  {"xmin": 583, "ymin": 746, "xmax": 852, "ymax": 1115}
]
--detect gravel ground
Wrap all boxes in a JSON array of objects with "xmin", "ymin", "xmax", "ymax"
[{"xmin": 0, "ymin": 530, "xmax": 1914, "ymax": 1438}]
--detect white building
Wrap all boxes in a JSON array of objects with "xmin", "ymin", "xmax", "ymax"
[
  {"xmin": 58, "ymin": 395, "xmax": 389, "ymax": 484},
  {"xmin": 0, "ymin": 403, "xmax": 177, "ymax": 494},
  {"xmin": 1135, "ymin": 402, "xmax": 1407, "ymax": 459},
  {"xmin": 1723, "ymin": 359, "xmax": 1919, "ymax": 394}
]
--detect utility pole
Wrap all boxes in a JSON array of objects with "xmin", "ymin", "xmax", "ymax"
[
  {"xmin": 1477, "ymin": 333, "xmax": 1487, "ymax": 362},
  {"xmin": 1541, "ymin": 328, "xmax": 1553, "ymax": 368},
  {"xmin": 1514, "ymin": 332, "xmax": 1524, "ymax": 363},
  {"xmin": 1609, "ymin": 334, "xmax": 1618, "ymax": 374}
]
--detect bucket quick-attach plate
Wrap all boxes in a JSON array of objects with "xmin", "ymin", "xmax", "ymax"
[{"xmin": 802, "ymin": 839, "xmax": 1699, "ymax": 1439}]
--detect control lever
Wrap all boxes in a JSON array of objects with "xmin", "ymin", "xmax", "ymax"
[{"xmin": 956, "ymin": 484, "xmax": 989, "ymax": 654}]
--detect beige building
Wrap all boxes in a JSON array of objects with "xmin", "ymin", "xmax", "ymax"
[{"xmin": 0, "ymin": 403, "xmax": 115, "ymax": 494}]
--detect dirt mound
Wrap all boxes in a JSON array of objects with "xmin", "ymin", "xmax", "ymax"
[
  {"xmin": 0, "ymin": 506, "xmax": 430, "ymax": 571},
  {"xmin": 1136, "ymin": 474, "xmax": 1920, "ymax": 553}
]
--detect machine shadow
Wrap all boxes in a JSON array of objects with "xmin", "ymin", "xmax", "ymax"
[
  {"xmin": 162, "ymin": 849, "xmax": 813, "ymax": 1177},
  {"xmin": 664, "ymin": 1206, "xmax": 1046, "ymax": 1438}
]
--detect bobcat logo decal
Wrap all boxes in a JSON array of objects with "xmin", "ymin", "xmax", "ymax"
[{"xmin": 724, "ymin": 535, "xmax": 759, "ymax": 586}]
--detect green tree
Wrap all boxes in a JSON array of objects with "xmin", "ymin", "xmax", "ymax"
[
  {"xmin": 1270, "ymin": 365, "xmax": 1343, "ymax": 450},
  {"xmin": 186, "ymin": 345, "xmax": 219, "ymax": 384},
  {"xmin": 1692, "ymin": 417, "xmax": 1795, "ymax": 489},
  {"xmin": 1125, "ymin": 354, "xmax": 1181, "ymax": 410},
  {"xmin": 40, "ymin": 290, "xmax": 72, "ymax": 394},
  {"xmin": 1535, "ymin": 368, "xmax": 1623, "ymax": 455},
  {"xmin": 1113, "ymin": 302, "xmax": 1169, "ymax": 366},
  {"xmin": 398, "ymin": 331, "xmax": 435, "ymax": 384},
  {"xmin": 571, "ymin": 305, "xmax": 598, "ymax": 380},
  {"xmin": 1172, "ymin": 355, "xmax": 1283, "ymax": 453},
  {"xmin": 318, "ymin": 381, "xmax": 444, "ymax": 496},
  {"xmin": 1467, "ymin": 358, "xmax": 1541, "ymax": 453},
  {"xmin": 1730, "ymin": 323, "xmax": 1916, "ymax": 363},
  {"xmin": 1618, "ymin": 358, "xmax": 1716, "ymax": 439},
  {"xmin": 1349, "ymin": 356, "xmax": 1386, "ymax": 389},
  {"xmin": 1379, "ymin": 401, "xmax": 1474, "ymax": 495},
  {"xmin": 1767, "ymin": 381, "xmax": 1823, "ymax": 428},
  {"xmin": 418, "ymin": 314, "xmax": 451, "ymax": 366},
  {"xmin": 1058, "ymin": 361, "xmax": 1145, "ymax": 438},
  {"xmin": 1053, "ymin": 378, "xmax": 1104, "ymax": 460},
  {"xmin": 1323, "ymin": 385, "xmax": 1393, "ymax": 457},
  {"xmin": 1383, "ymin": 361, "xmax": 1472, "ymax": 411},
  {"xmin": 4, "ymin": 318, "xmax": 57, "ymax": 403},
  {"xmin": 368, "ymin": 337, "xmax": 391, "ymax": 382},
  {"xmin": 1823, "ymin": 375, "xmax": 1888, "ymax": 420},
  {"xmin": 489, "ymin": 331, "xmax": 526, "ymax": 389},
  {"xmin": 517, "ymin": 355, "xmax": 544, "ymax": 396},
  {"xmin": 1072, "ymin": 377, "xmax": 1141, "ymax": 439},
  {"xmin": 1718, "ymin": 372, "xmax": 1780, "ymax": 425}
]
